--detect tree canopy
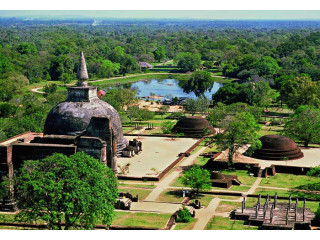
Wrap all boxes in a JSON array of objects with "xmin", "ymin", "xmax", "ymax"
[
  {"xmin": 181, "ymin": 165, "xmax": 211, "ymax": 195},
  {"xmin": 215, "ymin": 112, "xmax": 261, "ymax": 165},
  {"xmin": 183, "ymin": 71, "xmax": 214, "ymax": 98},
  {"xmin": 284, "ymin": 105, "xmax": 320, "ymax": 147},
  {"xmin": 9, "ymin": 152, "xmax": 118, "ymax": 230}
]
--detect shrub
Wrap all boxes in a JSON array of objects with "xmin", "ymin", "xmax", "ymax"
[
  {"xmin": 0, "ymin": 102, "xmax": 17, "ymax": 117},
  {"xmin": 313, "ymin": 204, "xmax": 320, "ymax": 226},
  {"xmin": 176, "ymin": 207, "xmax": 192, "ymax": 223}
]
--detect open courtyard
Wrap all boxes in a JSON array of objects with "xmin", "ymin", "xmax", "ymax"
[{"xmin": 117, "ymin": 136, "xmax": 198, "ymax": 178}]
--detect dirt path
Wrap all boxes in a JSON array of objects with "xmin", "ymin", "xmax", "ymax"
[
  {"xmin": 246, "ymin": 177, "xmax": 262, "ymax": 195},
  {"xmin": 144, "ymin": 146, "xmax": 206, "ymax": 202},
  {"xmin": 192, "ymin": 198, "xmax": 221, "ymax": 230}
]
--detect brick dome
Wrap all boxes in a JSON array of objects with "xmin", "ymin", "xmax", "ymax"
[
  {"xmin": 252, "ymin": 135, "xmax": 303, "ymax": 160},
  {"xmin": 173, "ymin": 116, "xmax": 215, "ymax": 136}
]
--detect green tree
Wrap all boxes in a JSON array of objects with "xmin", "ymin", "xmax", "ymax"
[
  {"xmin": 11, "ymin": 152, "xmax": 118, "ymax": 230},
  {"xmin": 255, "ymin": 56, "xmax": 280, "ymax": 77},
  {"xmin": 153, "ymin": 46, "xmax": 166, "ymax": 63},
  {"xmin": 181, "ymin": 165, "xmax": 211, "ymax": 196},
  {"xmin": 215, "ymin": 112, "xmax": 261, "ymax": 165},
  {"xmin": 183, "ymin": 71, "xmax": 214, "ymax": 98},
  {"xmin": 161, "ymin": 121, "xmax": 175, "ymax": 134},
  {"xmin": 60, "ymin": 73, "xmax": 73, "ymax": 86},
  {"xmin": 284, "ymin": 105, "xmax": 320, "ymax": 147},
  {"xmin": 0, "ymin": 73, "xmax": 29, "ymax": 101},
  {"xmin": 183, "ymin": 97, "xmax": 210, "ymax": 116},
  {"xmin": 280, "ymin": 75, "xmax": 320, "ymax": 109},
  {"xmin": 158, "ymin": 105, "xmax": 170, "ymax": 118},
  {"xmin": 174, "ymin": 52, "xmax": 201, "ymax": 72},
  {"xmin": 101, "ymin": 88, "xmax": 137, "ymax": 112}
]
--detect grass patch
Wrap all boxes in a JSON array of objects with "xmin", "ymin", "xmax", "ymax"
[
  {"xmin": 170, "ymin": 176, "xmax": 184, "ymax": 187},
  {"xmin": 205, "ymin": 216, "xmax": 258, "ymax": 230},
  {"xmin": 220, "ymin": 170, "xmax": 256, "ymax": 186},
  {"xmin": 112, "ymin": 212, "xmax": 171, "ymax": 229},
  {"xmin": 194, "ymin": 156, "xmax": 210, "ymax": 166},
  {"xmin": 217, "ymin": 195, "xmax": 242, "ymax": 200},
  {"xmin": 156, "ymin": 191, "xmax": 214, "ymax": 206},
  {"xmin": 215, "ymin": 201, "xmax": 242, "ymax": 213},
  {"xmin": 156, "ymin": 190, "xmax": 184, "ymax": 203},
  {"xmin": 174, "ymin": 218, "xmax": 197, "ymax": 230},
  {"xmin": 118, "ymin": 188, "xmax": 152, "ymax": 200},
  {"xmin": 260, "ymin": 173, "xmax": 319, "ymax": 189},
  {"xmin": 118, "ymin": 183, "xmax": 157, "ymax": 189},
  {"xmin": 230, "ymin": 185, "xmax": 251, "ymax": 192}
]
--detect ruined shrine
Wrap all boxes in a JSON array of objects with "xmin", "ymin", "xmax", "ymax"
[
  {"xmin": 252, "ymin": 135, "xmax": 304, "ymax": 161},
  {"xmin": 0, "ymin": 52, "xmax": 130, "ymax": 176}
]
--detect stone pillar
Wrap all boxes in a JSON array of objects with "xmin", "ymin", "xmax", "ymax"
[
  {"xmin": 100, "ymin": 142, "xmax": 107, "ymax": 165},
  {"xmin": 112, "ymin": 138, "xmax": 118, "ymax": 173},
  {"xmin": 289, "ymin": 194, "xmax": 292, "ymax": 209},
  {"xmin": 303, "ymin": 198, "xmax": 306, "ymax": 222}
]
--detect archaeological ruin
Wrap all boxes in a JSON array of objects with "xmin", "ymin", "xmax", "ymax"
[{"xmin": 172, "ymin": 116, "xmax": 215, "ymax": 136}]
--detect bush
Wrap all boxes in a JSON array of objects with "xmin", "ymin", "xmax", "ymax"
[
  {"xmin": 176, "ymin": 207, "xmax": 192, "ymax": 223},
  {"xmin": 307, "ymin": 166, "xmax": 320, "ymax": 178},
  {"xmin": 313, "ymin": 204, "xmax": 320, "ymax": 226},
  {"xmin": 0, "ymin": 102, "xmax": 17, "ymax": 117}
]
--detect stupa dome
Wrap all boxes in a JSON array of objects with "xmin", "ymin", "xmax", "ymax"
[
  {"xmin": 44, "ymin": 52, "xmax": 128, "ymax": 154},
  {"xmin": 173, "ymin": 116, "xmax": 215, "ymax": 136},
  {"xmin": 252, "ymin": 135, "xmax": 303, "ymax": 160}
]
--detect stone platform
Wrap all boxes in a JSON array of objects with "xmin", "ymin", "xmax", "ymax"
[
  {"xmin": 117, "ymin": 136, "xmax": 198, "ymax": 179},
  {"xmin": 232, "ymin": 196, "xmax": 315, "ymax": 230}
]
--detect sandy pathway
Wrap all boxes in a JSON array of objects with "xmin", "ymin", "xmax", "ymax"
[
  {"xmin": 192, "ymin": 198, "xmax": 221, "ymax": 230},
  {"xmin": 145, "ymin": 146, "xmax": 206, "ymax": 201}
]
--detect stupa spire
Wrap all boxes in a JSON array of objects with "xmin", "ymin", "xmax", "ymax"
[{"xmin": 76, "ymin": 51, "xmax": 89, "ymax": 87}]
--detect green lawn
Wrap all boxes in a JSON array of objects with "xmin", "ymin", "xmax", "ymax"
[
  {"xmin": 118, "ymin": 188, "xmax": 152, "ymax": 200},
  {"xmin": 174, "ymin": 218, "xmax": 197, "ymax": 230},
  {"xmin": 215, "ymin": 201, "xmax": 242, "ymax": 213},
  {"xmin": 156, "ymin": 191, "xmax": 214, "ymax": 206},
  {"xmin": 194, "ymin": 156, "xmax": 210, "ymax": 166},
  {"xmin": 260, "ymin": 173, "xmax": 320, "ymax": 189},
  {"xmin": 156, "ymin": 190, "xmax": 184, "ymax": 203},
  {"xmin": 217, "ymin": 195, "xmax": 242, "ymax": 200},
  {"xmin": 220, "ymin": 170, "xmax": 257, "ymax": 186},
  {"xmin": 254, "ymin": 188, "xmax": 320, "ymax": 201},
  {"xmin": 205, "ymin": 216, "xmax": 258, "ymax": 230},
  {"xmin": 112, "ymin": 211, "xmax": 171, "ymax": 229},
  {"xmin": 118, "ymin": 183, "xmax": 157, "ymax": 189}
]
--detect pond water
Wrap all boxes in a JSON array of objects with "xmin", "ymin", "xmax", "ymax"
[{"xmin": 109, "ymin": 79, "xmax": 222, "ymax": 99}]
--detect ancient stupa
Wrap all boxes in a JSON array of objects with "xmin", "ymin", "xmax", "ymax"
[
  {"xmin": 172, "ymin": 116, "xmax": 215, "ymax": 136},
  {"xmin": 252, "ymin": 135, "xmax": 304, "ymax": 161},
  {"xmin": 44, "ymin": 52, "xmax": 128, "ymax": 166}
]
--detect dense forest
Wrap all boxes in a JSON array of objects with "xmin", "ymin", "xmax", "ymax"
[{"xmin": 1, "ymin": 19, "xmax": 320, "ymax": 142}]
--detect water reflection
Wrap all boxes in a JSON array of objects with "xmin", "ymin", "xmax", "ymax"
[{"xmin": 107, "ymin": 79, "xmax": 222, "ymax": 99}]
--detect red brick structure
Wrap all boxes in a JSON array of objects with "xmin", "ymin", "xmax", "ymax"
[
  {"xmin": 252, "ymin": 135, "xmax": 304, "ymax": 161},
  {"xmin": 173, "ymin": 116, "xmax": 215, "ymax": 137}
]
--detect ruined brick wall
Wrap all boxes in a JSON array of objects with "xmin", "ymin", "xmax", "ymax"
[
  {"xmin": 76, "ymin": 136, "xmax": 106, "ymax": 163},
  {"xmin": 11, "ymin": 143, "xmax": 77, "ymax": 170}
]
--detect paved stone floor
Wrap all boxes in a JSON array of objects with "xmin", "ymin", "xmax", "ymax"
[
  {"xmin": 216, "ymin": 148, "xmax": 320, "ymax": 169},
  {"xmin": 117, "ymin": 136, "xmax": 198, "ymax": 178},
  {"xmin": 130, "ymin": 201, "xmax": 182, "ymax": 213}
]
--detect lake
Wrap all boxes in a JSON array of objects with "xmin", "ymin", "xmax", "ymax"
[{"xmin": 109, "ymin": 79, "xmax": 222, "ymax": 99}]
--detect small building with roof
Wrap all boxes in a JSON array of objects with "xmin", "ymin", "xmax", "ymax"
[{"xmin": 138, "ymin": 62, "xmax": 152, "ymax": 71}]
